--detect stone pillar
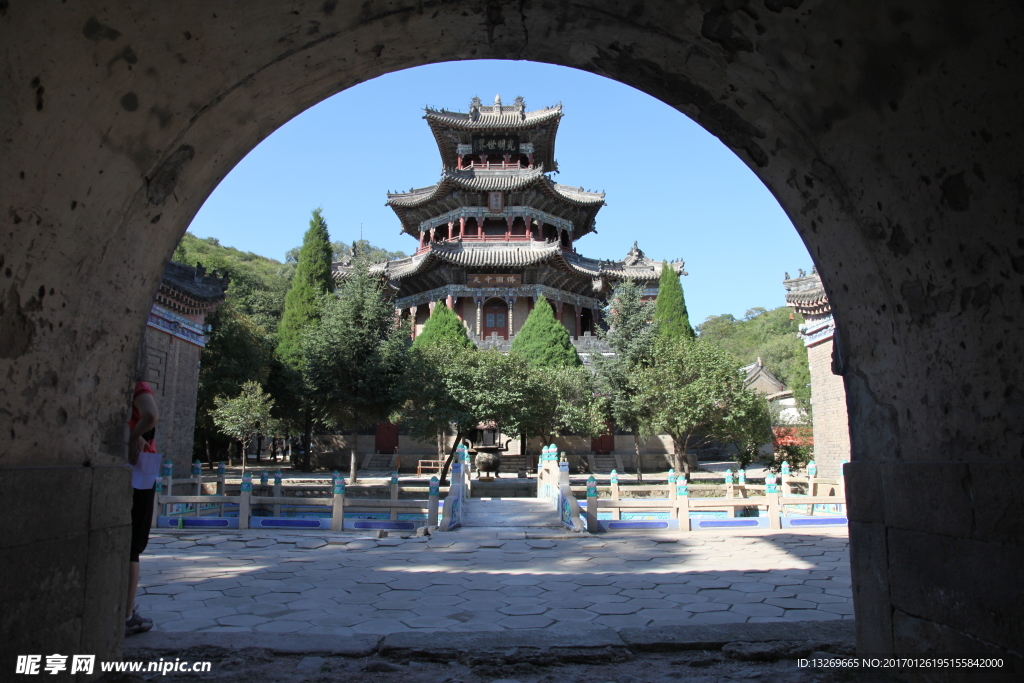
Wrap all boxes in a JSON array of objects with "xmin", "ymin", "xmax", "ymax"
[
  {"xmin": 475, "ymin": 298, "xmax": 483, "ymax": 337},
  {"xmin": 574, "ymin": 304, "xmax": 582, "ymax": 339}
]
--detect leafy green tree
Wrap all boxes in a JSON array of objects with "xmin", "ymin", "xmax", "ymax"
[
  {"xmin": 592, "ymin": 281, "xmax": 657, "ymax": 481},
  {"xmin": 653, "ymin": 262, "xmax": 695, "ymax": 340},
  {"xmin": 509, "ymin": 298, "xmax": 581, "ymax": 368},
  {"xmin": 412, "ymin": 301, "xmax": 473, "ymax": 350},
  {"xmin": 276, "ymin": 208, "xmax": 335, "ymax": 367},
  {"xmin": 303, "ymin": 258, "xmax": 409, "ymax": 482},
  {"xmin": 333, "ymin": 239, "xmax": 407, "ymax": 264},
  {"xmin": 633, "ymin": 337, "xmax": 749, "ymax": 478},
  {"xmin": 274, "ymin": 208, "xmax": 335, "ymax": 470},
  {"xmin": 720, "ymin": 387, "xmax": 773, "ymax": 470},
  {"xmin": 518, "ymin": 364, "xmax": 606, "ymax": 448},
  {"xmin": 397, "ymin": 348, "xmax": 534, "ymax": 484},
  {"xmin": 406, "ymin": 302, "xmax": 474, "ymax": 458},
  {"xmin": 696, "ymin": 306, "xmax": 811, "ymax": 419},
  {"xmin": 193, "ymin": 302, "xmax": 274, "ymax": 466},
  {"xmin": 211, "ymin": 380, "xmax": 275, "ymax": 471}
]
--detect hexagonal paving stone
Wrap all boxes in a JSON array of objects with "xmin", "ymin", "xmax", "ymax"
[
  {"xmin": 592, "ymin": 614, "xmax": 652, "ymax": 628},
  {"xmin": 415, "ymin": 594, "xmax": 465, "ymax": 606},
  {"xmin": 499, "ymin": 585, "xmax": 544, "ymax": 597},
  {"xmin": 497, "ymin": 615, "xmax": 554, "ymax": 629},
  {"xmin": 351, "ymin": 620, "xmax": 414, "ymax": 635},
  {"xmin": 310, "ymin": 614, "xmax": 372, "ymax": 627},
  {"xmin": 801, "ymin": 593, "xmax": 849, "ymax": 604},
  {"xmin": 588, "ymin": 602, "xmax": 641, "ymax": 615},
  {"xmin": 687, "ymin": 611, "xmax": 749, "ymax": 624},
  {"xmin": 526, "ymin": 540, "xmax": 556, "ymax": 549},
  {"xmin": 402, "ymin": 616, "xmax": 460, "ymax": 628},
  {"xmin": 498, "ymin": 604, "xmax": 549, "ymax": 616},
  {"xmin": 574, "ymin": 585, "xmax": 622, "ymax": 595},
  {"xmin": 679, "ymin": 602, "xmax": 729, "ymax": 613},
  {"xmin": 662, "ymin": 593, "xmax": 710, "ymax": 605},
  {"xmin": 542, "ymin": 598, "xmax": 596, "ymax": 610},
  {"xmin": 216, "ymin": 614, "xmax": 271, "ymax": 627},
  {"xmin": 817, "ymin": 602, "xmax": 856, "ymax": 615},
  {"xmin": 781, "ymin": 609, "xmax": 843, "ymax": 621},
  {"xmin": 410, "ymin": 605, "xmax": 468, "ymax": 618},
  {"xmin": 544, "ymin": 608, "xmax": 597, "ymax": 622},
  {"xmin": 574, "ymin": 576, "xmax": 616, "ymax": 586},
  {"xmin": 729, "ymin": 603, "xmax": 784, "ymax": 617}
]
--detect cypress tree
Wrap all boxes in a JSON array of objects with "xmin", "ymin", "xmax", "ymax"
[
  {"xmin": 276, "ymin": 207, "xmax": 335, "ymax": 367},
  {"xmin": 412, "ymin": 301, "xmax": 474, "ymax": 350},
  {"xmin": 510, "ymin": 298, "xmax": 581, "ymax": 368},
  {"xmin": 653, "ymin": 262, "xmax": 695, "ymax": 340}
]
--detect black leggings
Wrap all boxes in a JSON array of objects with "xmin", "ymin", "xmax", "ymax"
[{"xmin": 130, "ymin": 486, "xmax": 156, "ymax": 562}]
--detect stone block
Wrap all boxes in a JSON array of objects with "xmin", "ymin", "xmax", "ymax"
[
  {"xmin": 882, "ymin": 462, "xmax": 974, "ymax": 538},
  {"xmin": 81, "ymin": 522, "xmax": 132, "ymax": 661},
  {"xmin": 888, "ymin": 527, "xmax": 1024, "ymax": 653},
  {"xmin": 843, "ymin": 460, "xmax": 884, "ymax": 524},
  {"xmin": 0, "ymin": 466, "xmax": 93, "ymax": 549},
  {"xmin": 968, "ymin": 461, "xmax": 1024, "ymax": 547},
  {"xmin": 848, "ymin": 520, "xmax": 892, "ymax": 655},
  {"xmin": 0, "ymin": 534, "xmax": 88, "ymax": 666},
  {"xmin": 892, "ymin": 611, "xmax": 1024, "ymax": 679},
  {"xmin": 90, "ymin": 465, "xmax": 132, "ymax": 532}
]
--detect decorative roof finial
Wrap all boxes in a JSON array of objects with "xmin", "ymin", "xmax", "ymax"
[
  {"xmin": 784, "ymin": 271, "xmax": 790, "ymax": 280},
  {"xmin": 811, "ymin": 265, "xmax": 818, "ymax": 275},
  {"xmin": 798, "ymin": 268, "xmax": 806, "ymax": 277},
  {"xmin": 494, "ymin": 94, "xmax": 502, "ymax": 107}
]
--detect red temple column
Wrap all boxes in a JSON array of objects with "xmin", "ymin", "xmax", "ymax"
[
  {"xmin": 449, "ymin": 220, "xmax": 456, "ymax": 239},
  {"xmin": 506, "ymin": 217, "xmax": 513, "ymax": 240},
  {"xmin": 446, "ymin": 294, "xmax": 454, "ymax": 310},
  {"xmin": 537, "ymin": 220, "xmax": 545, "ymax": 241},
  {"xmin": 574, "ymin": 304, "xmax": 582, "ymax": 339},
  {"xmin": 555, "ymin": 300, "xmax": 564, "ymax": 329},
  {"xmin": 410, "ymin": 305, "xmax": 418, "ymax": 339},
  {"xmin": 428, "ymin": 301, "xmax": 436, "ymax": 315},
  {"xmin": 418, "ymin": 231, "xmax": 425, "ymax": 249},
  {"xmin": 459, "ymin": 216, "xmax": 466, "ymax": 238},
  {"xmin": 429, "ymin": 227, "xmax": 436, "ymax": 243}
]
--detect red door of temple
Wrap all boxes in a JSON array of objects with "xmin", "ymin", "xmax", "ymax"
[
  {"xmin": 591, "ymin": 422, "xmax": 615, "ymax": 454},
  {"xmin": 375, "ymin": 422, "xmax": 399, "ymax": 454},
  {"xmin": 482, "ymin": 298, "xmax": 509, "ymax": 339}
]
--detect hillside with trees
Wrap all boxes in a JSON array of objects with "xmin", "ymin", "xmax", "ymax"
[{"xmin": 696, "ymin": 306, "xmax": 811, "ymax": 416}]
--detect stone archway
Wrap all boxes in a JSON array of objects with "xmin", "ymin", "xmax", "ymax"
[{"xmin": 3, "ymin": 0, "xmax": 1022, "ymax": 668}]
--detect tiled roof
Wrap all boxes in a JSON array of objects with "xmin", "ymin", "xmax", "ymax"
[
  {"xmin": 783, "ymin": 270, "xmax": 829, "ymax": 311},
  {"xmin": 424, "ymin": 101, "xmax": 562, "ymax": 130},
  {"xmin": 333, "ymin": 241, "xmax": 683, "ymax": 288},
  {"xmin": 159, "ymin": 261, "xmax": 230, "ymax": 305}
]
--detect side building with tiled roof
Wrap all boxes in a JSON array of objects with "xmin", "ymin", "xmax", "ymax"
[
  {"xmin": 334, "ymin": 95, "xmax": 685, "ymax": 350},
  {"xmin": 783, "ymin": 268, "xmax": 850, "ymax": 477},
  {"xmin": 143, "ymin": 261, "xmax": 229, "ymax": 478}
]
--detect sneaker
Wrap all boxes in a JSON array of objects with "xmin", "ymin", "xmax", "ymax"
[{"xmin": 125, "ymin": 605, "xmax": 153, "ymax": 636}]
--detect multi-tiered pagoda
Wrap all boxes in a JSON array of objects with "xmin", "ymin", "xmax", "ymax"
[{"xmin": 335, "ymin": 95, "xmax": 684, "ymax": 346}]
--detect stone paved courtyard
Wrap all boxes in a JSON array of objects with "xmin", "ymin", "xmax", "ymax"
[{"xmin": 136, "ymin": 527, "xmax": 851, "ymax": 636}]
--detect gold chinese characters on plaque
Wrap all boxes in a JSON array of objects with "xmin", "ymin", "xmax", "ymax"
[{"xmin": 467, "ymin": 274, "xmax": 522, "ymax": 288}]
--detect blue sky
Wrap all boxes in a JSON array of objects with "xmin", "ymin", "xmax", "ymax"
[{"xmin": 187, "ymin": 60, "xmax": 812, "ymax": 326}]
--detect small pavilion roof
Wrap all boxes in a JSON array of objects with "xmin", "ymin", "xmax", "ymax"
[
  {"xmin": 783, "ymin": 269, "xmax": 830, "ymax": 315},
  {"xmin": 332, "ymin": 241, "xmax": 684, "ymax": 290},
  {"xmin": 424, "ymin": 96, "xmax": 563, "ymax": 169},
  {"xmin": 156, "ymin": 261, "xmax": 230, "ymax": 316},
  {"xmin": 386, "ymin": 166, "xmax": 605, "ymax": 237}
]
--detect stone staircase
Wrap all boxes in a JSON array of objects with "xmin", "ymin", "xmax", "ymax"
[
  {"xmin": 360, "ymin": 452, "xmax": 396, "ymax": 471},
  {"xmin": 462, "ymin": 497, "xmax": 561, "ymax": 528},
  {"xmin": 587, "ymin": 453, "xmax": 623, "ymax": 474}
]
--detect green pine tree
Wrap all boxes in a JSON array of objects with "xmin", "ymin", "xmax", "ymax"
[
  {"xmin": 510, "ymin": 298, "xmax": 581, "ymax": 368},
  {"xmin": 276, "ymin": 208, "xmax": 335, "ymax": 367},
  {"xmin": 653, "ymin": 262, "xmax": 695, "ymax": 340},
  {"xmin": 412, "ymin": 301, "xmax": 473, "ymax": 350}
]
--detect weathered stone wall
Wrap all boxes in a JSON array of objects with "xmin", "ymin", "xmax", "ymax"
[
  {"xmin": 142, "ymin": 327, "xmax": 202, "ymax": 478},
  {"xmin": 3, "ymin": 1, "xmax": 1023, "ymax": 672},
  {"xmin": 807, "ymin": 339, "xmax": 851, "ymax": 478}
]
